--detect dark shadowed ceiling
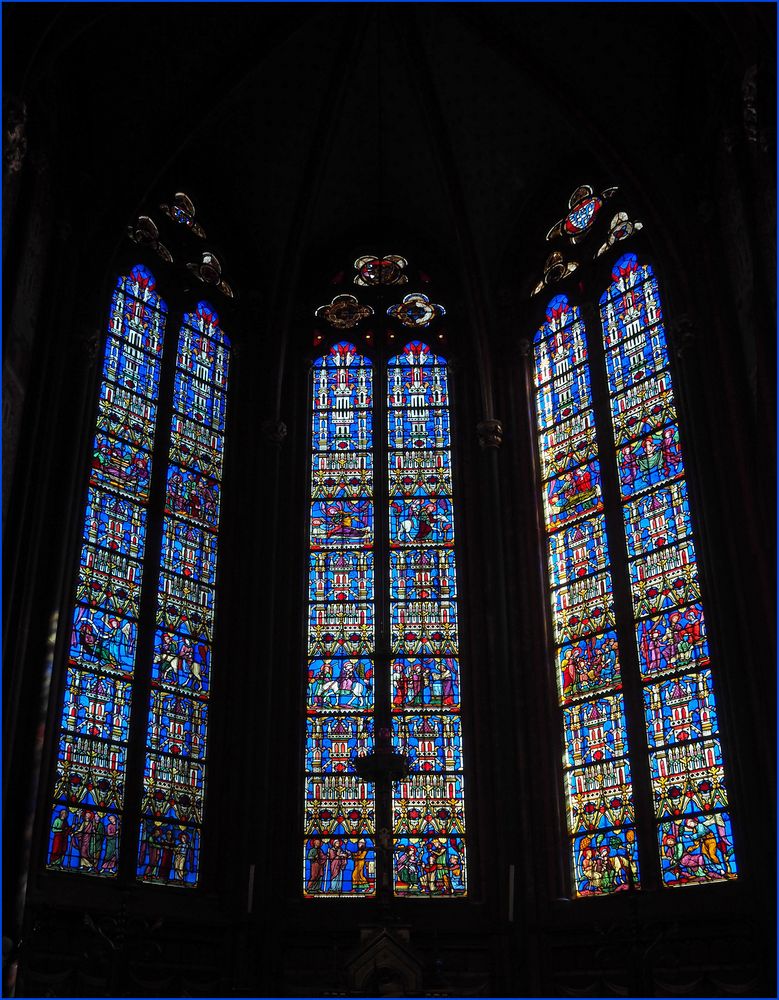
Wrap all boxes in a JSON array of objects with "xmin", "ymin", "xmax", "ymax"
[{"xmin": 8, "ymin": 2, "xmax": 772, "ymax": 303}]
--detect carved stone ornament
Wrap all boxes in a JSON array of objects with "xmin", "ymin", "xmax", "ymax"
[
  {"xmin": 4, "ymin": 99, "xmax": 27, "ymax": 175},
  {"xmin": 477, "ymin": 418, "xmax": 503, "ymax": 449},
  {"xmin": 669, "ymin": 315, "xmax": 696, "ymax": 358},
  {"xmin": 261, "ymin": 419, "xmax": 288, "ymax": 445}
]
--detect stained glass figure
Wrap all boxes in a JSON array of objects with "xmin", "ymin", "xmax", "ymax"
[
  {"xmin": 386, "ymin": 293, "xmax": 445, "ymax": 329},
  {"xmin": 305, "ymin": 342, "xmax": 376, "ymax": 897},
  {"xmin": 388, "ymin": 342, "xmax": 466, "ymax": 896},
  {"xmin": 138, "ymin": 301, "xmax": 230, "ymax": 887},
  {"xmin": 532, "ymin": 295, "xmax": 639, "ymax": 896},
  {"xmin": 47, "ymin": 266, "xmax": 167, "ymax": 876},
  {"xmin": 599, "ymin": 253, "xmax": 736, "ymax": 886}
]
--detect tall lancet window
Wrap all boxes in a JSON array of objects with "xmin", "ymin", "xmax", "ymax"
[
  {"xmin": 532, "ymin": 295, "xmax": 638, "ymax": 895},
  {"xmin": 529, "ymin": 186, "xmax": 738, "ymax": 895},
  {"xmin": 139, "ymin": 302, "xmax": 231, "ymax": 886},
  {"xmin": 48, "ymin": 265, "xmax": 166, "ymax": 876},
  {"xmin": 388, "ymin": 342, "xmax": 466, "ymax": 897},
  {"xmin": 304, "ymin": 255, "xmax": 467, "ymax": 898},
  {"xmin": 45, "ymin": 195, "xmax": 236, "ymax": 887},
  {"xmin": 600, "ymin": 252, "xmax": 736, "ymax": 888},
  {"xmin": 305, "ymin": 342, "xmax": 377, "ymax": 897}
]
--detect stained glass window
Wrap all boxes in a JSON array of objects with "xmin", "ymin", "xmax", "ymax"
[
  {"xmin": 138, "ymin": 302, "xmax": 230, "ymax": 886},
  {"xmin": 600, "ymin": 254, "xmax": 737, "ymax": 886},
  {"xmin": 389, "ymin": 342, "xmax": 466, "ymax": 897},
  {"xmin": 47, "ymin": 265, "xmax": 166, "ymax": 875},
  {"xmin": 304, "ymin": 341, "xmax": 377, "ymax": 896},
  {"xmin": 532, "ymin": 295, "xmax": 639, "ymax": 896}
]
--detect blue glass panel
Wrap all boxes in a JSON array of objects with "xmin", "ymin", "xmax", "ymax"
[
  {"xmin": 177, "ymin": 326, "xmax": 229, "ymax": 390},
  {"xmin": 391, "ymin": 602, "xmax": 459, "ymax": 656},
  {"xmin": 308, "ymin": 613, "xmax": 374, "ymax": 659},
  {"xmin": 544, "ymin": 461, "xmax": 603, "ymax": 530},
  {"xmin": 47, "ymin": 804, "xmax": 121, "ymax": 876},
  {"xmin": 137, "ymin": 819, "xmax": 200, "ymax": 886},
  {"xmin": 147, "ymin": 690, "xmax": 209, "ymax": 759},
  {"xmin": 170, "ymin": 415, "xmax": 225, "ymax": 478},
  {"xmin": 172, "ymin": 369, "xmax": 228, "ymax": 431},
  {"xmin": 308, "ymin": 550, "xmax": 374, "ymax": 602},
  {"xmin": 552, "ymin": 572, "xmax": 615, "ymax": 645},
  {"xmin": 157, "ymin": 573, "xmax": 215, "ymax": 641},
  {"xmin": 392, "ymin": 657, "xmax": 460, "ymax": 710},
  {"xmin": 165, "ymin": 466, "xmax": 220, "ymax": 530},
  {"xmin": 535, "ymin": 364, "xmax": 592, "ymax": 430},
  {"xmin": 390, "ymin": 548, "xmax": 457, "ymax": 600},
  {"xmin": 623, "ymin": 480, "xmax": 692, "ymax": 558},
  {"xmin": 392, "ymin": 773, "xmax": 466, "ymax": 836},
  {"xmin": 547, "ymin": 515, "xmax": 609, "ymax": 588},
  {"xmin": 60, "ymin": 667, "xmax": 132, "ymax": 742},
  {"xmin": 304, "ymin": 836, "xmax": 376, "ymax": 896},
  {"xmin": 618, "ymin": 425, "xmax": 683, "ymax": 498},
  {"xmin": 658, "ymin": 812, "xmax": 737, "ymax": 885},
  {"xmin": 563, "ymin": 696, "xmax": 628, "ymax": 766},
  {"xmin": 69, "ymin": 607, "xmax": 137, "ymax": 673},
  {"xmin": 142, "ymin": 752, "xmax": 205, "ymax": 824},
  {"xmin": 312, "ymin": 453, "xmax": 373, "ymax": 499},
  {"xmin": 161, "ymin": 520, "xmax": 219, "ymax": 585},
  {"xmin": 84, "ymin": 487, "xmax": 146, "ymax": 560},
  {"xmin": 636, "ymin": 603, "xmax": 709, "ymax": 680},
  {"xmin": 313, "ymin": 406, "xmax": 373, "ymax": 452},
  {"xmin": 389, "ymin": 498, "xmax": 454, "ymax": 547},
  {"xmin": 307, "ymin": 658, "xmax": 375, "ymax": 711},
  {"xmin": 393, "ymin": 714, "xmax": 463, "ymax": 772},
  {"xmin": 102, "ymin": 332, "xmax": 161, "ymax": 398},
  {"xmin": 572, "ymin": 828, "xmax": 639, "ymax": 896},
  {"xmin": 567, "ymin": 758, "xmax": 635, "ymax": 832},
  {"xmin": 55, "ymin": 734, "xmax": 126, "ymax": 810},
  {"xmin": 610, "ymin": 371, "xmax": 677, "ymax": 446},
  {"xmin": 629, "ymin": 540, "xmax": 701, "ymax": 618},
  {"xmin": 644, "ymin": 669, "xmax": 719, "ymax": 749},
  {"xmin": 310, "ymin": 500, "xmax": 373, "ymax": 548},
  {"xmin": 650, "ymin": 739, "xmax": 727, "ymax": 817},
  {"xmin": 77, "ymin": 543, "xmax": 142, "ymax": 616},
  {"xmin": 388, "ymin": 407, "xmax": 450, "ymax": 450},
  {"xmin": 533, "ymin": 297, "xmax": 588, "ymax": 384},
  {"xmin": 393, "ymin": 836, "xmax": 467, "ymax": 896},
  {"xmin": 304, "ymin": 776, "xmax": 376, "ymax": 837},
  {"xmin": 151, "ymin": 629, "xmax": 211, "ymax": 695},
  {"xmin": 599, "ymin": 258, "xmax": 662, "ymax": 347},
  {"xmin": 97, "ymin": 383, "xmax": 157, "ymax": 451},
  {"xmin": 539, "ymin": 410, "xmax": 598, "ymax": 480},
  {"xmin": 305, "ymin": 716, "xmax": 374, "ymax": 772},
  {"xmin": 556, "ymin": 632, "xmax": 622, "ymax": 704},
  {"xmin": 314, "ymin": 344, "xmax": 373, "ymax": 409},
  {"xmin": 604, "ymin": 325, "xmax": 669, "ymax": 396},
  {"xmin": 91, "ymin": 434, "xmax": 152, "ymax": 501},
  {"xmin": 388, "ymin": 450, "xmax": 452, "ymax": 498}
]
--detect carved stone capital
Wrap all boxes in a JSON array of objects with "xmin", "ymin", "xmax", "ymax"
[
  {"xmin": 261, "ymin": 419, "xmax": 287, "ymax": 445},
  {"xmin": 4, "ymin": 99, "xmax": 27, "ymax": 175},
  {"xmin": 477, "ymin": 418, "xmax": 503, "ymax": 450},
  {"xmin": 82, "ymin": 329, "xmax": 103, "ymax": 366},
  {"xmin": 669, "ymin": 315, "xmax": 695, "ymax": 358}
]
